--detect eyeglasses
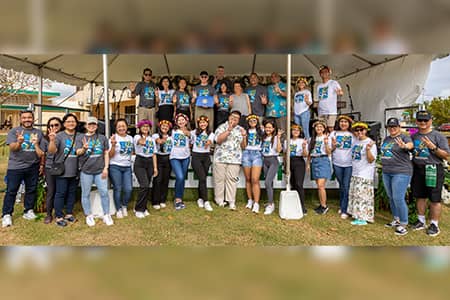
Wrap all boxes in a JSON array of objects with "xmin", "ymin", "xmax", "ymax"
[
  {"xmin": 49, "ymin": 124, "xmax": 60, "ymax": 127},
  {"xmin": 417, "ymin": 119, "xmax": 429, "ymax": 123},
  {"xmin": 248, "ymin": 119, "xmax": 258, "ymax": 122},
  {"xmin": 353, "ymin": 128, "xmax": 364, "ymax": 132},
  {"xmin": 144, "ymin": 73, "xmax": 152, "ymax": 76}
]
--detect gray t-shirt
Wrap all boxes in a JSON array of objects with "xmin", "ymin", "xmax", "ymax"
[
  {"xmin": 193, "ymin": 84, "xmax": 216, "ymax": 107},
  {"xmin": 6, "ymin": 126, "xmax": 43, "ymax": 170},
  {"xmin": 134, "ymin": 81, "xmax": 157, "ymax": 108},
  {"xmin": 245, "ymin": 85, "xmax": 267, "ymax": 116},
  {"xmin": 76, "ymin": 133, "xmax": 109, "ymax": 175},
  {"xmin": 54, "ymin": 131, "xmax": 79, "ymax": 178},
  {"xmin": 231, "ymin": 93, "xmax": 250, "ymax": 116},
  {"xmin": 174, "ymin": 90, "xmax": 191, "ymax": 110},
  {"xmin": 40, "ymin": 138, "xmax": 55, "ymax": 169},
  {"xmin": 412, "ymin": 130, "xmax": 450, "ymax": 166},
  {"xmin": 381, "ymin": 134, "xmax": 413, "ymax": 176}
]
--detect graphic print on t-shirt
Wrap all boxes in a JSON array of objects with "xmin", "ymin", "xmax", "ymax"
[
  {"xmin": 119, "ymin": 141, "xmax": 133, "ymax": 156},
  {"xmin": 313, "ymin": 140, "xmax": 323, "ymax": 154},
  {"xmin": 199, "ymin": 88, "xmax": 209, "ymax": 97},
  {"xmin": 294, "ymin": 93, "xmax": 304, "ymax": 103},
  {"xmin": 413, "ymin": 139, "xmax": 429, "ymax": 158},
  {"xmin": 161, "ymin": 138, "xmax": 172, "ymax": 153},
  {"xmin": 318, "ymin": 86, "xmax": 329, "ymax": 100},
  {"xmin": 144, "ymin": 86, "xmax": 155, "ymax": 100},
  {"xmin": 21, "ymin": 133, "xmax": 37, "ymax": 151},
  {"xmin": 86, "ymin": 139, "xmax": 103, "ymax": 156},
  {"xmin": 352, "ymin": 144, "xmax": 363, "ymax": 160},
  {"xmin": 290, "ymin": 143, "xmax": 297, "ymax": 156},
  {"xmin": 160, "ymin": 91, "xmax": 172, "ymax": 105},
  {"xmin": 381, "ymin": 141, "xmax": 394, "ymax": 158},
  {"xmin": 247, "ymin": 89, "xmax": 256, "ymax": 103},
  {"xmin": 262, "ymin": 140, "xmax": 271, "ymax": 155},
  {"xmin": 218, "ymin": 95, "xmax": 230, "ymax": 109},
  {"xmin": 64, "ymin": 138, "xmax": 76, "ymax": 156},
  {"xmin": 336, "ymin": 135, "xmax": 352, "ymax": 149},
  {"xmin": 247, "ymin": 132, "xmax": 259, "ymax": 147},
  {"xmin": 195, "ymin": 133, "xmax": 208, "ymax": 148},
  {"xmin": 143, "ymin": 139, "xmax": 155, "ymax": 155},
  {"xmin": 179, "ymin": 93, "xmax": 190, "ymax": 106},
  {"xmin": 173, "ymin": 133, "xmax": 187, "ymax": 147}
]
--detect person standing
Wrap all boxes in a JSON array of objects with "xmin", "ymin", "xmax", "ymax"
[
  {"xmin": 2, "ymin": 110, "xmax": 44, "ymax": 228},
  {"xmin": 130, "ymin": 68, "xmax": 158, "ymax": 131},
  {"xmin": 316, "ymin": 65, "xmax": 343, "ymax": 132},
  {"xmin": 293, "ymin": 78, "xmax": 312, "ymax": 139},
  {"xmin": 157, "ymin": 76, "xmax": 175, "ymax": 124},
  {"xmin": 266, "ymin": 72, "xmax": 287, "ymax": 132},
  {"xmin": 213, "ymin": 110, "xmax": 246, "ymax": 210},
  {"xmin": 76, "ymin": 116, "xmax": 113, "ymax": 226},
  {"xmin": 381, "ymin": 117, "xmax": 413, "ymax": 236},
  {"xmin": 173, "ymin": 77, "xmax": 192, "ymax": 122},
  {"xmin": 192, "ymin": 71, "xmax": 217, "ymax": 131},
  {"xmin": 410, "ymin": 111, "xmax": 450, "ymax": 237},
  {"xmin": 245, "ymin": 72, "xmax": 267, "ymax": 125},
  {"xmin": 216, "ymin": 81, "xmax": 232, "ymax": 128},
  {"xmin": 230, "ymin": 81, "xmax": 251, "ymax": 127}
]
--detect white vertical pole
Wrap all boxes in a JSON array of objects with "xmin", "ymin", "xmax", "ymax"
[
  {"xmin": 37, "ymin": 68, "xmax": 43, "ymax": 127},
  {"xmin": 89, "ymin": 82, "xmax": 94, "ymax": 116},
  {"xmin": 102, "ymin": 54, "xmax": 110, "ymax": 137},
  {"xmin": 286, "ymin": 54, "xmax": 292, "ymax": 191}
]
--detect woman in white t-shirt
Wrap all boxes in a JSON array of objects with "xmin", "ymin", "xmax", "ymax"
[
  {"xmin": 293, "ymin": 78, "xmax": 312, "ymax": 139},
  {"xmin": 109, "ymin": 119, "xmax": 134, "ymax": 219},
  {"xmin": 348, "ymin": 122, "xmax": 377, "ymax": 225},
  {"xmin": 191, "ymin": 115, "xmax": 215, "ymax": 212},
  {"xmin": 261, "ymin": 118, "xmax": 283, "ymax": 215},
  {"xmin": 133, "ymin": 120, "xmax": 158, "ymax": 218},
  {"xmin": 170, "ymin": 113, "xmax": 191, "ymax": 210},
  {"xmin": 330, "ymin": 115, "xmax": 354, "ymax": 219},
  {"xmin": 157, "ymin": 76, "xmax": 175, "ymax": 123}
]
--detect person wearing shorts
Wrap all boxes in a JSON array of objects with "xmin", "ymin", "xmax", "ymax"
[{"xmin": 316, "ymin": 65, "xmax": 343, "ymax": 132}]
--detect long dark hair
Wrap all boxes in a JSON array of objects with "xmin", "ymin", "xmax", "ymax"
[
  {"xmin": 262, "ymin": 118, "xmax": 277, "ymax": 147},
  {"xmin": 195, "ymin": 116, "xmax": 211, "ymax": 136},
  {"xmin": 159, "ymin": 76, "xmax": 172, "ymax": 90},
  {"xmin": 62, "ymin": 113, "xmax": 78, "ymax": 132},
  {"xmin": 45, "ymin": 117, "xmax": 63, "ymax": 141},
  {"xmin": 290, "ymin": 124, "xmax": 305, "ymax": 139},
  {"xmin": 246, "ymin": 117, "xmax": 264, "ymax": 143},
  {"xmin": 308, "ymin": 123, "xmax": 329, "ymax": 154}
]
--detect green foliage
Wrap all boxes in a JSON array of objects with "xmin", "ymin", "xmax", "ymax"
[
  {"xmin": 424, "ymin": 97, "xmax": 450, "ymax": 126},
  {"xmin": 34, "ymin": 176, "xmax": 46, "ymax": 213}
]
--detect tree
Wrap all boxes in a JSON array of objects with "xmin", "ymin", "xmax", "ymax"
[{"xmin": 424, "ymin": 97, "xmax": 450, "ymax": 126}]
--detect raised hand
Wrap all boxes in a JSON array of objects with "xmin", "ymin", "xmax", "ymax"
[
  {"xmin": 324, "ymin": 133, "xmax": 329, "ymax": 145},
  {"xmin": 331, "ymin": 136, "xmax": 337, "ymax": 148},
  {"xmin": 261, "ymin": 94, "xmax": 268, "ymax": 105},
  {"xmin": 421, "ymin": 136, "xmax": 436, "ymax": 149},
  {"xmin": 82, "ymin": 137, "xmax": 91, "ymax": 150},
  {"xmin": 16, "ymin": 130, "xmax": 24, "ymax": 144},
  {"xmin": 128, "ymin": 82, "xmax": 136, "ymax": 91},
  {"xmin": 240, "ymin": 127, "xmax": 247, "ymax": 136},
  {"xmin": 277, "ymin": 129, "xmax": 285, "ymax": 138},
  {"xmin": 48, "ymin": 127, "xmax": 57, "ymax": 141},
  {"xmin": 110, "ymin": 134, "xmax": 117, "ymax": 146},
  {"xmin": 30, "ymin": 133, "xmax": 38, "ymax": 145},
  {"xmin": 366, "ymin": 141, "xmax": 374, "ymax": 150},
  {"xmin": 205, "ymin": 139, "xmax": 212, "ymax": 147},
  {"xmin": 302, "ymin": 139, "xmax": 308, "ymax": 148},
  {"xmin": 394, "ymin": 137, "xmax": 406, "ymax": 149}
]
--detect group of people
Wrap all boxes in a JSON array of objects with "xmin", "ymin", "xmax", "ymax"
[{"xmin": 1, "ymin": 65, "xmax": 448, "ymax": 239}]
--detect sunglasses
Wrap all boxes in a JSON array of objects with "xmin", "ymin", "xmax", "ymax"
[
  {"xmin": 144, "ymin": 73, "xmax": 152, "ymax": 76},
  {"xmin": 417, "ymin": 119, "xmax": 429, "ymax": 123},
  {"xmin": 353, "ymin": 128, "xmax": 365, "ymax": 132},
  {"xmin": 200, "ymin": 75, "xmax": 208, "ymax": 78}
]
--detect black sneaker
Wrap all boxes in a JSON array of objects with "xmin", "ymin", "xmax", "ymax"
[
  {"xmin": 411, "ymin": 220, "xmax": 425, "ymax": 231},
  {"xmin": 394, "ymin": 226, "xmax": 408, "ymax": 236},
  {"xmin": 385, "ymin": 220, "xmax": 400, "ymax": 228},
  {"xmin": 426, "ymin": 223, "xmax": 440, "ymax": 237},
  {"xmin": 314, "ymin": 205, "xmax": 329, "ymax": 215},
  {"xmin": 314, "ymin": 205, "xmax": 322, "ymax": 214}
]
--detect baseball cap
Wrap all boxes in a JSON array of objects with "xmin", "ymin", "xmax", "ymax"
[
  {"xmin": 86, "ymin": 116, "xmax": 98, "ymax": 124},
  {"xmin": 386, "ymin": 117, "xmax": 400, "ymax": 127},
  {"xmin": 415, "ymin": 111, "xmax": 432, "ymax": 121},
  {"xmin": 200, "ymin": 71, "xmax": 208, "ymax": 76}
]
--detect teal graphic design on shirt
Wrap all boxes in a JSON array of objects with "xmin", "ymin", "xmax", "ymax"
[
  {"xmin": 21, "ymin": 133, "xmax": 36, "ymax": 152},
  {"xmin": 144, "ymin": 86, "xmax": 155, "ymax": 100},
  {"xmin": 86, "ymin": 139, "xmax": 103, "ymax": 156},
  {"xmin": 195, "ymin": 133, "xmax": 209, "ymax": 148},
  {"xmin": 352, "ymin": 144, "xmax": 363, "ymax": 160},
  {"xmin": 336, "ymin": 135, "xmax": 352, "ymax": 149},
  {"xmin": 313, "ymin": 140, "xmax": 323, "ymax": 154},
  {"xmin": 119, "ymin": 140, "xmax": 133, "ymax": 156},
  {"xmin": 247, "ymin": 132, "xmax": 260, "ymax": 147},
  {"xmin": 248, "ymin": 89, "xmax": 256, "ymax": 103},
  {"xmin": 161, "ymin": 139, "xmax": 172, "ymax": 153},
  {"xmin": 262, "ymin": 140, "xmax": 271, "ymax": 154},
  {"xmin": 160, "ymin": 91, "xmax": 172, "ymax": 105},
  {"xmin": 290, "ymin": 143, "xmax": 297, "ymax": 156},
  {"xmin": 381, "ymin": 141, "xmax": 394, "ymax": 158},
  {"xmin": 64, "ymin": 138, "xmax": 76, "ymax": 156},
  {"xmin": 218, "ymin": 95, "xmax": 230, "ymax": 109},
  {"xmin": 179, "ymin": 93, "xmax": 190, "ymax": 106},
  {"xmin": 173, "ymin": 133, "xmax": 187, "ymax": 147},
  {"xmin": 294, "ymin": 93, "xmax": 304, "ymax": 103},
  {"xmin": 318, "ymin": 86, "xmax": 329, "ymax": 100},
  {"xmin": 413, "ymin": 139, "xmax": 429, "ymax": 158},
  {"xmin": 143, "ymin": 139, "xmax": 155, "ymax": 155},
  {"xmin": 199, "ymin": 88, "xmax": 209, "ymax": 97}
]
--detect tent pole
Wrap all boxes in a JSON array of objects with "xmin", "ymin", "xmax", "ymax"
[
  {"xmin": 286, "ymin": 54, "xmax": 292, "ymax": 191},
  {"xmin": 103, "ymin": 54, "xmax": 111, "ymax": 138},
  {"xmin": 89, "ymin": 82, "xmax": 94, "ymax": 116},
  {"xmin": 37, "ymin": 67, "xmax": 43, "ymax": 128}
]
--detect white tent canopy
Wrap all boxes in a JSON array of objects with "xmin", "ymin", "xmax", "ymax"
[{"xmin": 0, "ymin": 53, "xmax": 434, "ymax": 129}]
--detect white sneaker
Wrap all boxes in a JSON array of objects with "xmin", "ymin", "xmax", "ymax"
[
  {"xmin": 218, "ymin": 202, "xmax": 226, "ymax": 207},
  {"xmin": 229, "ymin": 203, "xmax": 236, "ymax": 211},
  {"xmin": 340, "ymin": 213, "xmax": 349, "ymax": 219},
  {"xmin": 103, "ymin": 214, "xmax": 114, "ymax": 226},
  {"xmin": 122, "ymin": 207, "xmax": 128, "ymax": 217},
  {"xmin": 135, "ymin": 211, "xmax": 145, "ymax": 219},
  {"xmin": 204, "ymin": 201, "xmax": 213, "ymax": 212},
  {"xmin": 86, "ymin": 215, "xmax": 96, "ymax": 227},
  {"xmin": 197, "ymin": 198, "xmax": 205, "ymax": 208},
  {"xmin": 159, "ymin": 203, "xmax": 166, "ymax": 209},
  {"xmin": 2, "ymin": 214, "xmax": 12, "ymax": 227},
  {"xmin": 153, "ymin": 205, "xmax": 161, "ymax": 210},
  {"xmin": 144, "ymin": 210, "xmax": 150, "ymax": 216},
  {"xmin": 252, "ymin": 202, "xmax": 260, "ymax": 214},
  {"xmin": 23, "ymin": 209, "xmax": 37, "ymax": 220},
  {"xmin": 245, "ymin": 199, "xmax": 254, "ymax": 209},
  {"xmin": 116, "ymin": 210, "xmax": 123, "ymax": 219},
  {"xmin": 264, "ymin": 204, "xmax": 275, "ymax": 215}
]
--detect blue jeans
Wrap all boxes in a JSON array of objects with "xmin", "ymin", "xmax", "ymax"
[
  {"xmin": 109, "ymin": 165, "xmax": 132, "ymax": 210},
  {"xmin": 80, "ymin": 171, "xmax": 110, "ymax": 216},
  {"xmin": 54, "ymin": 176, "xmax": 79, "ymax": 218},
  {"xmin": 294, "ymin": 110, "xmax": 310, "ymax": 139},
  {"xmin": 333, "ymin": 165, "xmax": 352, "ymax": 214},
  {"xmin": 170, "ymin": 158, "xmax": 190, "ymax": 199},
  {"xmin": 382, "ymin": 173, "xmax": 411, "ymax": 225},
  {"xmin": 2, "ymin": 164, "xmax": 39, "ymax": 216}
]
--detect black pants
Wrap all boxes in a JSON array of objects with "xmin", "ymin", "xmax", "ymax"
[
  {"xmin": 158, "ymin": 105, "xmax": 174, "ymax": 123},
  {"xmin": 134, "ymin": 155, "xmax": 154, "ymax": 212},
  {"xmin": 290, "ymin": 157, "xmax": 306, "ymax": 212},
  {"xmin": 152, "ymin": 154, "xmax": 171, "ymax": 205},
  {"xmin": 191, "ymin": 152, "xmax": 211, "ymax": 202},
  {"xmin": 45, "ymin": 173, "xmax": 56, "ymax": 216}
]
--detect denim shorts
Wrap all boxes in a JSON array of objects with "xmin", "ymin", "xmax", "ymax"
[
  {"xmin": 311, "ymin": 156, "xmax": 332, "ymax": 180},
  {"xmin": 242, "ymin": 149, "xmax": 263, "ymax": 167}
]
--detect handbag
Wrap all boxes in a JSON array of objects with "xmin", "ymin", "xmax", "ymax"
[{"xmin": 46, "ymin": 133, "xmax": 76, "ymax": 176}]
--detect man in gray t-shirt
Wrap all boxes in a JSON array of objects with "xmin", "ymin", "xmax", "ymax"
[
  {"xmin": 245, "ymin": 72, "xmax": 267, "ymax": 119},
  {"xmin": 130, "ymin": 68, "xmax": 158, "ymax": 132},
  {"xmin": 2, "ymin": 110, "xmax": 44, "ymax": 227},
  {"xmin": 192, "ymin": 71, "xmax": 217, "ymax": 131}
]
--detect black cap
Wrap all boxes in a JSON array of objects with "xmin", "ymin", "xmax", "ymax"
[
  {"xmin": 200, "ymin": 71, "xmax": 208, "ymax": 76},
  {"xmin": 416, "ymin": 110, "xmax": 432, "ymax": 121},
  {"xmin": 386, "ymin": 117, "xmax": 400, "ymax": 127},
  {"xmin": 319, "ymin": 65, "xmax": 330, "ymax": 72}
]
